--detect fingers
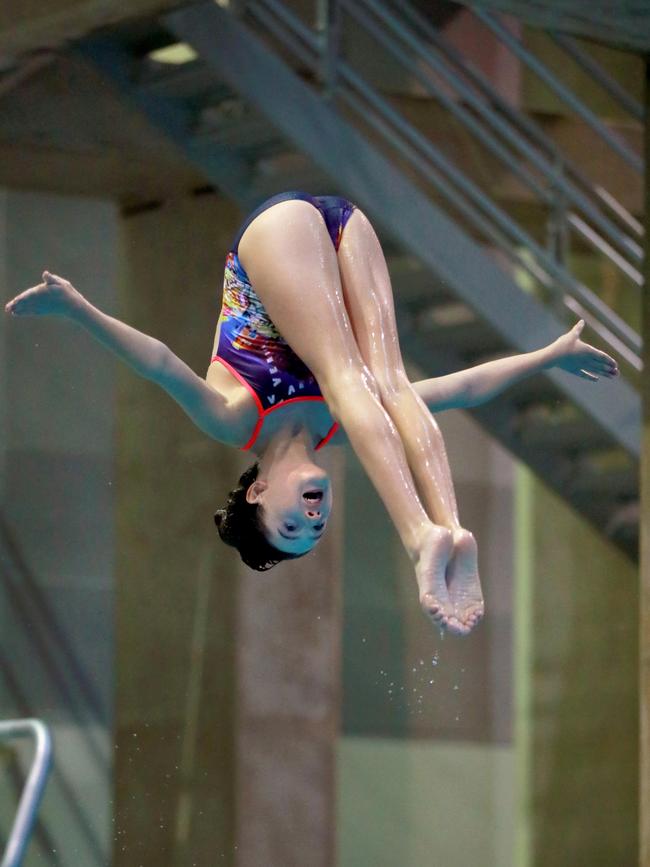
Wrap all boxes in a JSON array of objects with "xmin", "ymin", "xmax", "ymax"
[
  {"xmin": 578, "ymin": 340, "xmax": 619, "ymax": 376},
  {"xmin": 5, "ymin": 285, "xmax": 41, "ymax": 314},
  {"xmin": 577, "ymin": 369, "xmax": 599, "ymax": 382},
  {"xmin": 572, "ymin": 318, "xmax": 585, "ymax": 335},
  {"xmin": 585, "ymin": 358, "xmax": 617, "ymax": 375},
  {"xmin": 590, "ymin": 354, "xmax": 619, "ymax": 376}
]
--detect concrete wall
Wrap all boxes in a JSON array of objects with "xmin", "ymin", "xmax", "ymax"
[
  {"xmin": 519, "ymin": 468, "xmax": 638, "ymax": 867},
  {"xmin": 0, "ymin": 189, "xmax": 117, "ymax": 866},
  {"xmin": 338, "ymin": 406, "xmax": 517, "ymax": 866},
  {"xmin": 640, "ymin": 66, "xmax": 649, "ymax": 867},
  {"xmin": 113, "ymin": 192, "xmax": 240, "ymax": 867}
]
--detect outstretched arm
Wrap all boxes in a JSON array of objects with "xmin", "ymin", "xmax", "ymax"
[
  {"xmin": 5, "ymin": 271, "xmax": 238, "ymax": 443},
  {"xmin": 413, "ymin": 320, "xmax": 619, "ymax": 413}
]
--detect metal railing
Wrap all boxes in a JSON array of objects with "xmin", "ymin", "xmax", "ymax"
[
  {"xmin": 0, "ymin": 517, "xmax": 110, "ymax": 864},
  {"xmin": 240, "ymin": 0, "xmax": 643, "ymax": 369},
  {"xmin": 0, "ymin": 720, "xmax": 53, "ymax": 867}
]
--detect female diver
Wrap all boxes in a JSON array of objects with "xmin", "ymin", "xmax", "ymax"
[{"xmin": 4, "ymin": 191, "xmax": 619, "ymax": 636}]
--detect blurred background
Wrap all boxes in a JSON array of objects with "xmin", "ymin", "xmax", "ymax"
[{"xmin": 0, "ymin": 0, "xmax": 645, "ymax": 865}]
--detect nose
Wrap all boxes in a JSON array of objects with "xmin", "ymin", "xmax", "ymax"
[{"xmin": 305, "ymin": 507, "xmax": 321, "ymax": 519}]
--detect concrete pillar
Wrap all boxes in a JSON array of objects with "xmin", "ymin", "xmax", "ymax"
[
  {"xmin": 640, "ymin": 57, "xmax": 650, "ymax": 867},
  {"xmin": 234, "ymin": 447, "xmax": 344, "ymax": 867},
  {"xmin": 114, "ymin": 193, "xmax": 241, "ymax": 866}
]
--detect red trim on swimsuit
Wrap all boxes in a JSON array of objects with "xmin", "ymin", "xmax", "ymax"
[{"xmin": 211, "ymin": 354, "xmax": 339, "ymax": 451}]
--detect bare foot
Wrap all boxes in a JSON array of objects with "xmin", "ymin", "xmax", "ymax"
[
  {"xmin": 445, "ymin": 528, "xmax": 484, "ymax": 635},
  {"xmin": 414, "ymin": 525, "xmax": 454, "ymax": 632}
]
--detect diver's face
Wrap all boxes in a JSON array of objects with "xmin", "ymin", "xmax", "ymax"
[{"xmin": 246, "ymin": 468, "xmax": 333, "ymax": 555}]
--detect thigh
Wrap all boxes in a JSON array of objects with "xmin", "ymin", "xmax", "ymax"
[
  {"xmin": 336, "ymin": 208, "xmax": 409, "ymax": 394},
  {"xmin": 237, "ymin": 199, "xmax": 369, "ymax": 387}
]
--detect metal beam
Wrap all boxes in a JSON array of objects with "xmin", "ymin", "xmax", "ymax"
[{"xmin": 76, "ymin": 35, "xmax": 256, "ymax": 208}]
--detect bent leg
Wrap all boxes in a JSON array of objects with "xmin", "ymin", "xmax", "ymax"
[
  {"xmin": 336, "ymin": 208, "xmax": 483, "ymax": 632},
  {"xmin": 237, "ymin": 199, "xmax": 455, "ymax": 628}
]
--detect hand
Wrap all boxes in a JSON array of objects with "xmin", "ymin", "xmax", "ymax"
[
  {"xmin": 4, "ymin": 271, "xmax": 85, "ymax": 319},
  {"xmin": 551, "ymin": 319, "xmax": 619, "ymax": 381}
]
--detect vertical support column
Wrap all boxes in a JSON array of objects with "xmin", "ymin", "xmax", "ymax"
[
  {"xmin": 640, "ymin": 57, "xmax": 650, "ymax": 867},
  {"xmin": 114, "ymin": 193, "xmax": 239, "ymax": 866},
  {"xmin": 0, "ymin": 190, "xmax": 7, "ymax": 509},
  {"xmin": 235, "ymin": 447, "xmax": 344, "ymax": 867}
]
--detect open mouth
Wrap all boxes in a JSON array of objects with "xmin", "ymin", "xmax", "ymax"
[{"xmin": 303, "ymin": 489, "xmax": 323, "ymax": 503}]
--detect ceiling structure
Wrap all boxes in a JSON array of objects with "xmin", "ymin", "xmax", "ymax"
[{"xmin": 1, "ymin": 0, "xmax": 649, "ymax": 72}]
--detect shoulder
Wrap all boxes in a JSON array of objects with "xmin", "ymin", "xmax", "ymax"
[{"xmin": 155, "ymin": 351, "xmax": 256, "ymax": 446}]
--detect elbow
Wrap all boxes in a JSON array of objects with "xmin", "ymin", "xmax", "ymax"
[{"xmin": 143, "ymin": 339, "xmax": 171, "ymax": 382}]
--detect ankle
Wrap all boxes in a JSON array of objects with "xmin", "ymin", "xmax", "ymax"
[
  {"xmin": 408, "ymin": 523, "xmax": 453, "ymax": 565},
  {"xmin": 451, "ymin": 527, "xmax": 476, "ymax": 550}
]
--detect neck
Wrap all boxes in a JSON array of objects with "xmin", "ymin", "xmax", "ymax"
[{"xmin": 255, "ymin": 419, "xmax": 319, "ymax": 474}]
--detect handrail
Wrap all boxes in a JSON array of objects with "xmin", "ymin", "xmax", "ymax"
[
  {"xmin": 393, "ymin": 0, "xmax": 644, "ymax": 244},
  {"xmin": 0, "ymin": 516, "xmax": 108, "ymax": 766},
  {"xmin": 548, "ymin": 31, "xmax": 644, "ymax": 122},
  {"xmin": 472, "ymin": 9, "xmax": 643, "ymax": 174},
  {"xmin": 334, "ymin": 57, "xmax": 642, "ymax": 366},
  {"xmin": 243, "ymin": 0, "xmax": 642, "ymax": 367},
  {"xmin": 356, "ymin": 0, "xmax": 551, "ymax": 204},
  {"xmin": 350, "ymin": 0, "xmax": 642, "ymax": 267},
  {"xmin": 0, "ymin": 719, "xmax": 53, "ymax": 867}
]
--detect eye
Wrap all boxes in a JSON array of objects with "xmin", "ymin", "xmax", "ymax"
[{"xmin": 284, "ymin": 523, "xmax": 297, "ymax": 532}]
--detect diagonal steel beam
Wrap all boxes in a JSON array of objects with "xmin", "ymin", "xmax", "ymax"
[
  {"xmin": 75, "ymin": 36, "xmax": 255, "ymax": 208},
  {"xmin": 164, "ymin": 1, "xmax": 640, "ymax": 458}
]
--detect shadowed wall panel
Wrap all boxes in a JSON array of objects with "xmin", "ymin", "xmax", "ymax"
[
  {"xmin": 235, "ymin": 447, "xmax": 344, "ymax": 867},
  {"xmin": 339, "ymin": 406, "xmax": 517, "ymax": 867},
  {"xmin": 641, "ymin": 58, "xmax": 650, "ymax": 867},
  {"xmin": 526, "ymin": 475, "xmax": 638, "ymax": 867},
  {"xmin": 1, "ymin": 189, "xmax": 117, "ymax": 866},
  {"xmin": 115, "ymin": 192, "xmax": 241, "ymax": 866}
]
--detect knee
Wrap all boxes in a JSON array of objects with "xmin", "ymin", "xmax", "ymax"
[
  {"xmin": 347, "ymin": 363, "xmax": 383, "ymax": 403},
  {"xmin": 320, "ymin": 362, "xmax": 382, "ymax": 411},
  {"xmin": 373, "ymin": 368, "xmax": 411, "ymax": 406}
]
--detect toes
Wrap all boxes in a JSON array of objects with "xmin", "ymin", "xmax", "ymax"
[
  {"xmin": 420, "ymin": 595, "xmax": 440, "ymax": 616},
  {"xmin": 446, "ymin": 607, "xmax": 485, "ymax": 636},
  {"xmin": 446, "ymin": 616, "xmax": 465, "ymax": 636}
]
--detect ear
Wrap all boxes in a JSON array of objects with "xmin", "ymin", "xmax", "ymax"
[{"xmin": 245, "ymin": 479, "xmax": 268, "ymax": 504}]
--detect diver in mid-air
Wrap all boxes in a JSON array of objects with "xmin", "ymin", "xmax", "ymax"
[{"xmin": 5, "ymin": 191, "xmax": 618, "ymax": 635}]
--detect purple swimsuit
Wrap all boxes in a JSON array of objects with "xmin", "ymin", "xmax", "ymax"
[{"xmin": 211, "ymin": 192, "xmax": 357, "ymax": 450}]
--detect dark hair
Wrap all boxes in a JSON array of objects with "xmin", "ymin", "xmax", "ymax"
[{"xmin": 214, "ymin": 461, "xmax": 305, "ymax": 571}]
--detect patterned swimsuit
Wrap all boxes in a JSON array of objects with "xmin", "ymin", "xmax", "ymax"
[{"xmin": 210, "ymin": 191, "xmax": 357, "ymax": 451}]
